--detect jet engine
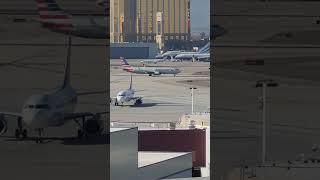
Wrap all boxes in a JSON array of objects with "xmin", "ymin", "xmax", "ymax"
[
  {"xmin": 84, "ymin": 114, "xmax": 104, "ymax": 135},
  {"xmin": 0, "ymin": 114, "xmax": 7, "ymax": 136},
  {"xmin": 134, "ymin": 99, "xmax": 143, "ymax": 105}
]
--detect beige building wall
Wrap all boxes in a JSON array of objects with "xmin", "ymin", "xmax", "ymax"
[
  {"xmin": 111, "ymin": 0, "xmax": 190, "ymax": 47},
  {"xmin": 136, "ymin": 0, "xmax": 190, "ymax": 43},
  {"xmin": 110, "ymin": 0, "xmax": 136, "ymax": 42}
]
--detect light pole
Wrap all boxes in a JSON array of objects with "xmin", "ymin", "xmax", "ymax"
[
  {"xmin": 190, "ymin": 87, "xmax": 197, "ymax": 115},
  {"xmin": 255, "ymin": 80, "xmax": 278, "ymax": 164}
]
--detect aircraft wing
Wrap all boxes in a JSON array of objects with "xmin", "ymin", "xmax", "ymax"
[
  {"xmin": 0, "ymin": 112, "xmax": 22, "ymax": 118},
  {"xmin": 143, "ymin": 69, "xmax": 160, "ymax": 75},
  {"xmin": 64, "ymin": 111, "xmax": 108, "ymax": 120},
  {"xmin": 129, "ymin": 96, "xmax": 143, "ymax": 101}
]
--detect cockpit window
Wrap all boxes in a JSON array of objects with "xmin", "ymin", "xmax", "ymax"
[
  {"xmin": 24, "ymin": 105, "xmax": 34, "ymax": 109},
  {"xmin": 24, "ymin": 104, "xmax": 50, "ymax": 109},
  {"xmin": 35, "ymin": 104, "xmax": 50, "ymax": 109},
  {"xmin": 118, "ymin": 92, "xmax": 126, "ymax": 96}
]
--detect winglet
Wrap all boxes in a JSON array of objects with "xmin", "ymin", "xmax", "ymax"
[{"xmin": 62, "ymin": 36, "xmax": 72, "ymax": 88}]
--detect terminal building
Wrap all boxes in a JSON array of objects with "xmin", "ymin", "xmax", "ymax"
[
  {"xmin": 110, "ymin": 42, "xmax": 158, "ymax": 59},
  {"xmin": 110, "ymin": 0, "xmax": 191, "ymax": 50}
]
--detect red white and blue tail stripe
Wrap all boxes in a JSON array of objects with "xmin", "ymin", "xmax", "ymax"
[
  {"xmin": 35, "ymin": 0, "xmax": 73, "ymax": 31},
  {"xmin": 120, "ymin": 57, "xmax": 133, "ymax": 72}
]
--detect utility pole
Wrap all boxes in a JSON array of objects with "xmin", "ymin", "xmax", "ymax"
[
  {"xmin": 255, "ymin": 80, "xmax": 278, "ymax": 164},
  {"xmin": 190, "ymin": 87, "xmax": 197, "ymax": 115}
]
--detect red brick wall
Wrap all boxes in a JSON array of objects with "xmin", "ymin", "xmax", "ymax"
[{"xmin": 138, "ymin": 129, "xmax": 206, "ymax": 167}]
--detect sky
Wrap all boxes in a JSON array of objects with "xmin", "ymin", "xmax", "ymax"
[{"xmin": 190, "ymin": 0, "xmax": 210, "ymax": 35}]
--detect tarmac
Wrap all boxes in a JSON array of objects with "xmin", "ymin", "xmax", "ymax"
[{"xmin": 110, "ymin": 59, "xmax": 210, "ymax": 123}]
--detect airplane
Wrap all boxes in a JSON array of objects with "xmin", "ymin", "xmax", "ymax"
[
  {"xmin": 34, "ymin": 0, "xmax": 108, "ymax": 39},
  {"xmin": 174, "ymin": 43, "xmax": 210, "ymax": 61},
  {"xmin": 0, "ymin": 36, "xmax": 106, "ymax": 143},
  {"xmin": 120, "ymin": 57, "xmax": 181, "ymax": 77},
  {"xmin": 155, "ymin": 24, "xmax": 226, "ymax": 59},
  {"xmin": 139, "ymin": 59, "xmax": 166, "ymax": 65},
  {"xmin": 157, "ymin": 51, "xmax": 181, "ymax": 60},
  {"xmin": 111, "ymin": 74, "xmax": 143, "ymax": 106}
]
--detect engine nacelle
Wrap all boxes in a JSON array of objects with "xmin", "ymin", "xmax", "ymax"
[
  {"xmin": 84, "ymin": 114, "xmax": 104, "ymax": 135},
  {"xmin": 0, "ymin": 114, "xmax": 7, "ymax": 136}
]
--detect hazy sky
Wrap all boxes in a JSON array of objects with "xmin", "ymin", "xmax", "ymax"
[{"xmin": 190, "ymin": 0, "xmax": 210, "ymax": 34}]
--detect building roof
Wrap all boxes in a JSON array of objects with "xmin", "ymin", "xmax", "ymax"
[{"xmin": 138, "ymin": 151, "xmax": 190, "ymax": 168}]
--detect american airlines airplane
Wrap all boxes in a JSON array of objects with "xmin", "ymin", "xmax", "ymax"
[
  {"xmin": 0, "ymin": 37, "xmax": 106, "ymax": 143},
  {"xmin": 34, "ymin": 0, "xmax": 107, "ymax": 39},
  {"xmin": 120, "ymin": 57, "xmax": 181, "ymax": 76},
  {"xmin": 111, "ymin": 74, "xmax": 143, "ymax": 106}
]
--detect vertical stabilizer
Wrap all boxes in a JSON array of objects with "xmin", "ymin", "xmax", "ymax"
[
  {"xmin": 35, "ymin": 0, "xmax": 73, "ymax": 30},
  {"xmin": 62, "ymin": 36, "xmax": 72, "ymax": 89}
]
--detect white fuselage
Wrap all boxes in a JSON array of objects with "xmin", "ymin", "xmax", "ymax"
[
  {"xmin": 175, "ymin": 52, "xmax": 210, "ymax": 60},
  {"xmin": 160, "ymin": 51, "xmax": 181, "ymax": 59},
  {"xmin": 116, "ymin": 89, "xmax": 134, "ymax": 104},
  {"xmin": 21, "ymin": 85, "xmax": 77, "ymax": 128},
  {"xmin": 124, "ymin": 66, "xmax": 181, "ymax": 75}
]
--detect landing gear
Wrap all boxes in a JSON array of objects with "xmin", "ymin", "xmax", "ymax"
[
  {"xmin": 22, "ymin": 129, "xmax": 27, "ymax": 138},
  {"xmin": 74, "ymin": 117, "xmax": 88, "ymax": 140},
  {"xmin": 15, "ymin": 129, "xmax": 20, "ymax": 139},
  {"xmin": 14, "ymin": 128, "xmax": 28, "ymax": 140},
  {"xmin": 15, "ymin": 117, "xmax": 28, "ymax": 140},
  {"xmin": 77, "ymin": 129, "xmax": 84, "ymax": 139},
  {"xmin": 35, "ymin": 128, "xmax": 44, "ymax": 143}
]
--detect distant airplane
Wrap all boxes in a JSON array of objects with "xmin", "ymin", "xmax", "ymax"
[
  {"xmin": 157, "ymin": 51, "xmax": 181, "ymax": 60},
  {"xmin": 120, "ymin": 57, "xmax": 181, "ymax": 76},
  {"xmin": 196, "ymin": 53, "xmax": 210, "ymax": 62},
  {"xmin": 174, "ymin": 43, "xmax": 210, "ymax": 61},
  {"xmin": 139, "ymin": 59, "xmax": 166, "ymax": 65},
  {"xmin": 156, "ymin": 24, "xmax": 226, "ymax": 59},
  {"xmin": 34, "ymin": 0, "xmax": 108, "ymax": 39},
  {"xmin": 0, "ymin": 36, "xmax": 106, "ymax": 143},
  {"xmin": 111, "ymin": 74, "xmax": 143, "ymax": 106}
]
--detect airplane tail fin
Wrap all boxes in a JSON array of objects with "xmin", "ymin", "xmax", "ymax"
[
  {"xmin": 35, "ymin": 0, "xmax": 73, "ymax": 31},
  {"xmin": 62, "ymin": 36, "xmax": 72, "ymax": 89},
  {"xmin": 120, "ymin": 57, "xmax": 130, "ymax": 66},
  {"xmin": 120, "ymin": 57, "xmax": 134, "ymax": 72}
]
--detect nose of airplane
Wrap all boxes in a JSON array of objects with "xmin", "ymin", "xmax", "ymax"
[
  {"xmin": 23, "ymin": 110, "xmax": 49, "ymax": 128},
  {"xmin": 116, "ymin": 96, "xmax": 124, "ymax": 104}
]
